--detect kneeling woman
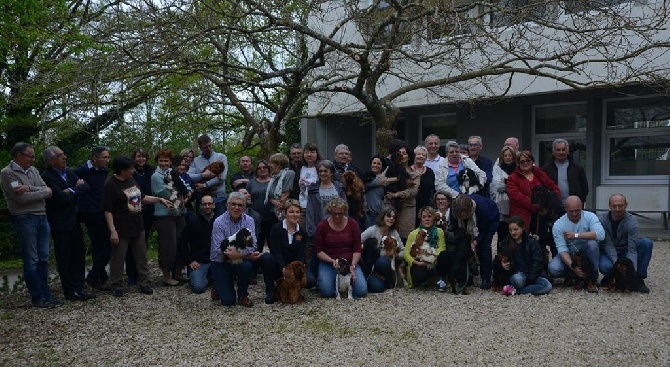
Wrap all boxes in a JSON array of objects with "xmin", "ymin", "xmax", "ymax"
[
  {"xmin": 262, "ymin": 199, "xmax": 316, "ymax": 304},
  {"xmin": 362, "ymin": 207, "xmax": 404, "ymax": 293},
  {"xmin": 314, "ymin": 198, "xmax": 367, "ymax": 298},
  {"xmin": 504, "ymin": 216, "xmax": 552, "ymax": 295},
  {"xmin": 404, "ymin": 207, "xmax": 447, "ymax": 289}
]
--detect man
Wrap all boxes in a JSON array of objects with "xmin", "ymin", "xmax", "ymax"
[
  {"xmin": 467, "ymin": 136, "xmax": 493, "ymax": 198},
  {"xmin": 598, "ymin": 194, "xmax": 653, "ymax": 293},
  {"xmin": 424, "ymin": 134, "xmax": 444, "ymax": 173},
  {"xmin": 288, "ymin": 143, "xmax": 303, "ymax": 200},
  {"xmin": 0, "ymin": 142, "xmax": 60, "ymax": 308},
  {"xmin": 178, "ymin": 195, "xmax": 218, "ymax": 294},
  {"xmin": 210, "ymin": 192, "xmax": 262, "ymax": 307},
  {"xmin": 435, "ymin": 141, "xmax": 486, "ymax": 198},
  {"xmin": 332, "ymin": 144, "xmax": 363, "ymax": 181},
  {"xmin": 548, "ymin": 196, "xmax": 604, "ymax": 292},
  {"xmin": 542, "ymin": 138, "xmax": 588, "ymax": 206},
  {"xmin": 504, "ymin": 137, "xmax": 520, "ymax": 151},
  {"xmin": 74, "ymin": 146, "xmax": 112, "ymax": 291},
  {"xmin": 238, "ymin": 188, "xmax": 262, "ymax": 241},
  {"xmin": 229, "ymin": 155, "xmax": 254, "ymax": 191},
  {"xmin": 41, "ymin": 146, "xmax": 95, "ymax": 301},
  {"xmin": 188, "ymin": 134, "xmax": 229, "ymax": 216}
]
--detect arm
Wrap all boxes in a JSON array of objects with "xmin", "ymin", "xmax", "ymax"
[
  {"xmin": 41, "ymin": 172, "xmax": 78, "ymax": 205},
  {"xmin": 435, "ymin": 228, "xmax": 447, "ymax": 256},
  {"xmin": 491, "ymin": 165, "xmax": 507, "ymax": 193},
  {"xmin": 151, "ymin": 172, "xmax": 170, "ymax": 199},
  {"xmin": 434, "ymin": 164, "xmax": 458, "ymax": 197},
  {"xmin": 569, "ymin": 214, "xmax": 605, "ymax": 242},
  {"xmin": 464, "ymin": 157, "xmax": 487, "ymax": 186},
  {"xmin": 104, "ymin": 211, "xmax": 119, "ymax": 245},
  {"xmin": 537, "ymin": 170, "xmax": 561, "ymax": 198},
  {"xmin": 210, "ymin": 217, "xmax": 224, "ymax": 262},
  {"xmin": 393, "ymin": 174, "xmax": 419, "ymax": 199},
  {"xmin": 624, "ymin": 217, "xmax": 639, "ymax": 268},
  {"xmin": 527, "ymin": 237, "xmax": 545, "ymax": 283},
  {"xmin": 403, "ymin": 230, "xmax": 418, "ymax": 266},
  {"xmin": 268, "ymin": 224, "xmax": 287, "ymax": 269},
  {"xmin": 506, "ymin": 174, "xmax": 534, "ymax": 211},
  {"xmin": 578, "ymin": 164, "xmax": 589, "ymax": 200}
]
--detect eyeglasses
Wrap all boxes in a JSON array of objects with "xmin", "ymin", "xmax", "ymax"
[
  {"xmin": 228, "ymin": 203, "xmax": 245, "ymax": 208},
  {"xmin": 331, "ymin": 212, "xmax": 345, "ymax": 217},
  {"xmin": 257, "ymin": 166, "xmax": 268, "ymax": 170},
  {"xmin": 21, "ymin": 152, "xmax": 36, "ymax": 159},
  {"xmin": 519, "ymin": 160, "xmax": 531, "ymax": 164}
]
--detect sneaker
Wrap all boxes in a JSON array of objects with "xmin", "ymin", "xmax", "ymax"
[
  {"xmin": 637, "ymin": 278, "xmax": 650, "ymax": 294},
  {"xmin": 111, "ymin": 289, "xmax": 123, "ymax": 297},
  {"xmin": 139, "ymin": 286, "xmax": 154, "ymax": 295},
  {"xmin": 436, "ymin": 279, "xmax": 447, "ymax": 292},
  {"xmin": 586, "ymin": 284, "xmax": 599, "ymax": 293},
  {"xmin": 480, "ymin": 279, "xmax": 491, "ymax": 290},
  {"xmin": 32, "ymin": 299, "xmax": 54, "ymax": 309},
  {"xmin": 48, "ymin": 298, "xmax": 64, "ymax": 308}
]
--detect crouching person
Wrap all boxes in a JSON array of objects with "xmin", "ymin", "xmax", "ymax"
[
  {"xmin": 505, "ymin": 216, "xmax": 552, "ymax": 295},
  {"xmin": 178, "ymin": 195, "xmax": 218, "ymax": 294}
]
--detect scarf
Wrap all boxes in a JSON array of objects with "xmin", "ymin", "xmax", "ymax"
[
  {"xmin": 457, "ymin": 201, "xmax": 479, "ymax": 240},
  {"xmin": 265, "ymin": 168, "xmax": 288, "ymax": 204},
  {"xmin": 419, "ymin": 224, "xmax": 439, "ymax": 249},
  {"xmin": 500, "ymin": 162, "xmax": 516, "ymax": 175}
]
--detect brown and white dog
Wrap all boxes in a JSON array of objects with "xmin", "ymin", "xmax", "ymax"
[
  {"xmin": 202, "ymin": 161, "xmax": 226, "ymax": 195},
  {"xmin": 275, "ymin": 261, "xmax": 307, "ymax": 304},
  {"xmin": 379, "ymin": 235, "xmax": 406, "ymax": 287},
  {"xmin": 342, "ymin": 171, "xmax": 365, "ymax": 219},
  {"xmin": 410, "ymin": 229, "xmax": 437, "ymax": 269}
]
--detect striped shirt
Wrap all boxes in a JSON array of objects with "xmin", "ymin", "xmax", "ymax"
[{"xmin": 210, "ymin": 212, "xmax": 258, "ymax": 263}]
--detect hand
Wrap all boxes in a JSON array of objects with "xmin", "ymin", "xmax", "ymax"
[
  {"xmin": 563, "ymin": 231, "xmax": 577, "ymax": 240},
  {"xmin": 12, "ymin": 185, "xmax": 29, "ymax": 195},
  {"xmin": 413, "ymin": 260, "xmax": 427, "ymax": 267},
  {"xmin": 44, "ymin": 187, "xmax": 52, "ymax": 198},
  {"xmin": 161, "ymin": 199, "xmax": 174, "ymax": 210},
  {"xmin": 246, "ymin": 251, "xmax": 262, "ymax": 261},
  {"xmin": 385, "ymin": 192, "xmax": 396, "ymax": 200},
  {"xmin": 202, "ymin": 169, "xmax": 213, "ymax": 180},
  {"xmin": 195, "ymin": 183, "xmax": 206, "ymax": 192},
  {"xmin": 572, "ymin": 266, "xmax": 585, "ymax": 278},
  {"xmin": 110, "ymin": 230, "xmax": 119, "ymax": 245},
  {"xmin": 350, "ymin": 265, "xmax": 357, "ymax": 282},
  {"xmin": 470, "ymin": 240, "xmax": 477, "ymax": 252},
  {"xmin": 223, "ymin": 247, "xmax": 243, "ymax": 261},
  {"xmin": 502, "ymin": 261, "xmax": 510, "ymax": 271},
  {"xmin": 189, "ymin": 261, "xmax": 200, "ymax": 270},
  {"xmin": 76, "ymin": 179, "xmax": 85, "ymax": 186}
]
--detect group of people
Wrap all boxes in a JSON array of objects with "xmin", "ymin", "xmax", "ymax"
[{"xmin": 0, "ymin": 133, "xmax": 654, "ymax": 309}]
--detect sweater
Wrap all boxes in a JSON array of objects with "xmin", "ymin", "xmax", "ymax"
[
  {"xmin": 598, "ymin": 211, "xmax": 639, "ymax": 270},
  {"xmin": 178, "ymin": 212, "xmax": 218, "ymax": 264},
  {"xmin": 314, "ymin": 217, "xmax": 361, "ymax": 264},
  {"xmin": 1, "ymin": 162, "xmax": 51, "ymax": 215},
  {"xmin": 74, "ymin": 161, "xmax": 110, "ymax": 213}
]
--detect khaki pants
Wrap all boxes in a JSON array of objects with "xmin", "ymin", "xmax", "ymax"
[{"xmin": 109, "ymin": 232, "xmax": 150, "ymax": 289}]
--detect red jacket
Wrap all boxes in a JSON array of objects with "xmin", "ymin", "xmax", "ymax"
[{"xmin": 507, "ymin": 166, "xmax": 560, "ymax": 232}]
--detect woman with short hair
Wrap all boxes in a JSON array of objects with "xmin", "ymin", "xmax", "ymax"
[
  {"xmin": 361, "ymin": 207, "xmax": 404, "ymax": 293},
  {"xmin": 265, "ymin": 153, "xmax": 295, "ymax": 222},
  {"xmin": 411, "ymin": 145, "xmax": 435, "ymax": 226},
  {"xmin": 404, "ymin": 206, "xmax": 447, "ymax": 289}
]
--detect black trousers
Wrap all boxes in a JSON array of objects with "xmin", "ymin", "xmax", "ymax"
[{"xmin": 52, "ymin": 225, "xmax": 86, "ymax": 295}]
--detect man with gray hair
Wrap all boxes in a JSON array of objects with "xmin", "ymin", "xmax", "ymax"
[
  {"xmin": 542, "ymin": 138, "xmax": 588, "ymax": 206},
  {"xmin": 0, "ymin": 142, "xmax": 61, "ymax": 308},
  {"xmin": 468, "ymin": 136, "xmax": 493, "ymax": 199},
  {"xmin": 333, "ymin": 143, "xmax": 363, "ymax": 181},
  {"xmin": 424, "ymin": 134, "xmax": 444, "ymax": 172},
  {"xmin": 41, "ymin": 146, "xmax": 95, "ymax": 301}
]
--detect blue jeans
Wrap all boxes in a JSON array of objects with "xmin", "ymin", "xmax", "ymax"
[
  {"xmin": 367, "ymin": 256, "xmax": 396, "ymax": 293},
  {"xmin": 599, "ymin": 237, "xmax": 653, "ymax": 279},
  {"xmin": 548, "ymin": 240, "xmax": 600, "ymax": 282},
  {"xmin": 210, "ymin": 260, "xmax": 253, "ymax": 306},
  {"xmin": 11, "ymin": 214, "xmax": 53, "ymax": 303},
  {"xmin": 510, "ymin": 272, "xmax": 552, "ymax": 295},
  {"xmin": 188, "ymin": 262, "xmax": 210, "ymax": 294},
  {"xmin": 476, "ymin": 230, "xmax": 495, "ymax": 281},
  {"xmin": 317, "ymin": 260, "xmax": 367, "ymax": 299}
]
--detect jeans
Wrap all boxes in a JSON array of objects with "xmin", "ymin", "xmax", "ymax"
[
  {"xmin": 261, "ymin": 253, "xmax": 315, "ymax": 298},
  {"xmin": 599, "ymin": 237, "xmax": 653, "ymax": 279},
  {"xmin": 548, "ymin": 240, "xmax": 599, "ymax": 282},
  {"xmin": 367, "ymin": 256, "xmax": 396, "ymax": 293},
  {"xmin": 187, "ymin": 262, "xmax": 210, "ymax": 294},
  {"xmin": 476, "ymin": 230, "xmax": 495, "ymax": 281},
  {"xmin": 51, "ymin": 226, "xmax": 86, "ymax": 296},
  {"xmin": 82, "ymin": 211, "xmax": 111, "ymax": 284},
  {"xmin": 210, "ymin": 260, "xmax": 254, "ymax": 306},
  {"xmin": 510, "ymin": 272, "xmax": 552, "ymax": 295},
  {"xmin": 11, "ymin": 214, "xmax": 53, "ymax": 303},
  {"xmin": 317, "ymin": 260, "xmax": 367, "ymax": 299}
]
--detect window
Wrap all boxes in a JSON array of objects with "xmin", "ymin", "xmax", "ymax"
[
  {"xmin": 420, "ymin": 114, "xmax": 457, "ymax": 156},
  {"xmin": 532, "ymin": 102, "xmax": 588, "ymax": 169},
  {"xmin": 490, "ymin": 0, "xmax": 554, "ymax": 27},
  {"xmin": 604, "ymin": 96, "xmax": 670, "ymax": 181},
  {"xmin": 562, "ymin": 0, "xmax": 631, "ymax": 14}
]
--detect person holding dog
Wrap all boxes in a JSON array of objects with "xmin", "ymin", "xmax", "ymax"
[
  {"xmin": 178, "ymin": 195, "xmax": 219, "ymax": 294},
  {"xmin": 502, "ymin": 216, "xmax": 552, "ymax": 295},
  {"xmin": 404, "ymin": 206, "xmax": 447, "ymax": 290},
  {"xmin": 597, "ymin": 193, "xmax": 653, "ymax": 293},
  {"xmin": 361, "ymin": 207, "xmax": 404, "ymax": 293},
  {"xmin": 314, "ymin": 197, "xmax": 367, "ymax": 299},
  {"xmin": 434, "ymin": 141, "xmax": 486, "ymax": 199},
  {"xmin": 548, "ymin": 196, "xmax": 604, "ymax": 293},
  {"xmin": 188, "ymin": 134, "xmax": 228, "ymax": 216},
  {"xmin": 262, "ymin": 199, "xmax": 315, "ymax": 304}
]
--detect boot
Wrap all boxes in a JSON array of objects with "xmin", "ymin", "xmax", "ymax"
[{"xmin": 637, "ymin": 277, "xmax": 650, "ymax": 294}]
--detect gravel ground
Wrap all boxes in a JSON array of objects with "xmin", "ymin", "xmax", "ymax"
[{"xmin": 0, "ymin": 240, "xmax": 668, "ymax": 367}]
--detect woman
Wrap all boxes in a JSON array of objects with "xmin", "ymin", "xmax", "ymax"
[
  {"xmin": 363, "ymin": 154, "xmax": 390, "ymax": 228},
  {"xmin": 506, "ymin": 150, "xmax": 560, "ymax": 233},
  {"xmin": 265, "ymin": 153, "xmax": 295, "ymax": 223},
  {"xmin": 127, "ymin": 148, "xmax": 155, "ymax": 285},
  {"xmin": 174, "ymin": 154, "xmax": 194, "ymax": 216},
  {"xmin": 411, "ymin": 145, "xmax": 435, "ymax": 226},
  {"xmin": 247, "ymin": 159, "xmax": 274, "ymax": 250},
  {"xmin": 314, "ymin": 198, "xmax": 367, "ymax": 298},
  {"xmin": 305, "ymin": 160, "xmax": 346, "ymax": 280},
  {"xmin": 502, "ymin": 216, "xmax": 552, "ymax": 295},
  {"xmin": 103, "ymin": 156, "xmax": 172, "ymax": 297},
  {"xmin": 297, "ymin": 143, "xmax": 322, "ymax": 216},
  {"xmin": 491, "ymin": 146, "xmax": 517, "ymax": 243},
  {"xmin": 362, "ymin": 207, "xmax": 404, "ymax": 293},
  {"xmin": 433, "ymin": 191, "xmax": 452, "ymax": 232},
  {"xmin": 261, "ymin": 199, "xmax": 316, "ymax": 304},
  {"xmin": 435, "ymin": 141, "xmax": 486, "ymax": 198},
  {"xmin": 384, "ymin": 141, "xmax": 419, "ymax": 241},
  {"xmin": 180, "ymin": 148, "xmax": 195, "ymax": 170},
  {"xmin": 404, "ymin": 206, "xmax": 446, "ymax": 289},
  {"xmin": 151, "ymin": 149, "xmax": 187, "ymax": 286}
]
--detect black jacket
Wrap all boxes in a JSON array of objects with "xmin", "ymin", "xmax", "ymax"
[
  {"xmin": 41, "ymin": 167, "xmax": 89, "ymax": 231},
  {"xmin": 504, "ymin": 232, "xmax": 547, "ymax": 284},
  {"xmin": 267, "ymin": 222, "xmax": 307, "ymax": 269},
  {"xmin": 178, "ymin": 212, "xmax": 218, "ymax": 264},
  {"xmin": 542, "ymin": 156, "xmax": 589, "ymax": 203}
]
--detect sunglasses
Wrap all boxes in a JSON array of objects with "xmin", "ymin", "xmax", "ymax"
[{"xmin": 519, "ymin": 160, "xmax": 532, "ymax": 164}]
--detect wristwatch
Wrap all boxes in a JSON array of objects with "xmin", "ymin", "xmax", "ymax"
[{"xmin": 574, "ymin": 233, "xmax": 580, "ymax": 239}]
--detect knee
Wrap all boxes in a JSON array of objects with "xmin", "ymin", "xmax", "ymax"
[
  {"xmin": 599, "ymin": 257, "xmax": 613, "ymax": 275},
  {"xmin": 637, "ymin": 238, "xmax": 653, "ymax": 252},
  {"xmin": 586, "ymin": 240, "xmax": 599, "ymax": 253},
  {"xmin": 191, "ymin": 285, "xmax": 207, "ymax": 294},
  {"xmin": 318, "ymin": 283, "xmax": 336, "ymax": 298},
  {"xmin": 510, "ymin": 273, "xmax": 524, "ymax": 288}
]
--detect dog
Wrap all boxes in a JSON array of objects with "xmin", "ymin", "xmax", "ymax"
[
  {"xmin": 275, "ymin": 261, "xmax": 307, "ymax": 304},
  {"xmin": 492, "ymin": 250, "xmax": 515, "ymax": 292},
  {"xmin": 163, "ymin": 168, "xmax": 191, "ymax": 209},
  {"xmin": 410, "ymin": 229, "xmax": 437, "ymax": 269},
  {"xmin": 457, "ymin": 168, "xmax": 482, "ymax": 195},
  {"xmin": 435, "ymin": 211, "xmax": 448, "ymax": 232},
  {"xmin": 220, "ymin": 227, "xmax": 254, "ymax": 264},
  {"xmin": 603, "ymin": 258, "xmax": 638, "ymax": 292},
  {"xmin": 334, "ymin": 258, "xmax": 353, "ymax": 300},
  {"xmin": 530, "ymin": 185, "xmax": 562, "ymax": 256},
  {"xmin": 376, "ymin": 235, "xmax": 406, "ymax": 287},
  {"xmin": 442, "ymin": 227, "xmax": 472, "ymax": 294},
  {"xmin": 342, "ymin": 171, "xmax": 365, "ymax": 220},
  {"xmin": 563, "ymin": 252, "xmax": 597, "ymax": 292},
  {"xmin": 201, "ymin": 161, "xmax": 226, "ymax": 195}
]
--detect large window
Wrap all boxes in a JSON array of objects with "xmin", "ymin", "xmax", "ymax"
[
  {"xmin": 420, "ymin": 114, "xmax": 457, "ymax": 156},
  {"xmin": 490, "ymin": 0, "xmax": 554, "ymax": 27},
  {"xmin": 604, "ymin": 96, "xmax": 670, "ymax": 182},
  {"xmin": 533, "ymin": 102, "xmax": 588, "ymax": 167}
]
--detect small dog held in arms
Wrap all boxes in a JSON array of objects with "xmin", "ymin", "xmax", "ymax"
[
  {"xmin": 376, "ymin": 235, "xmax": 405, "ymax": 286},
  {"xmin": 275, "ymin": 261, "xmax": 307, "ymax": 304},
  {"xmin": 334, "ymin": 258, "xmax": 353, "ymax": 300},
  {"xmin": 163, "ymin": 168, "xmax": 191, "ymax": 209},
  {"xmin": 341, "ymin": 171, "xmax": 365, "ymax": 220},
  {"xmin": 457, "ymin": 168, "xmax": 482, "ymax": 195},
  {"xmin": 201, "ymin": 161, "xmax": 226, "ymax": 194},
  {"xmin": 220, "ymin": 228, "xmax": 254, "ymax": 264},
  {"xmin": 409, "ymin": 229, "xmax": 437, "ymax": 269}
]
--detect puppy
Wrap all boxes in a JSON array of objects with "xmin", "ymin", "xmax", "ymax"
[
  {"xmin": 563, "ymin": 252, "xmax": 597, "ymax": 292},
  {"xmin": 410, "ymin": 229, "xmax": 437, "ymax": 269},
  {"xmin": 334, "ymin": 258, "xmax": 353, "ymax": 300},
  {"xmin": 435, "ymin": 211, "xmax": 448, "ymax": 232},
  {"xmin": 378, "ymin": 235, "xmax": 404, "ymax": 286},
  {"xmin": 443, "ymin": 227, "xmax": 472, "ymax": 294},
  {"xmin": 457, "ymin": 168, "xmax": 482, "ymax": 195},
  {"xmin": 202, "ymin": 161, "xmax": 226, "ymax": 194},
  {"xmin": 603, "ymin": 258, "xmax": 638, "ymax": 292},
  {"xmin": 492, "ymin": 250, "xmax": 514, "ymax": 292},
  {"xmin": 275, "ymin": 261, "xmax": 307, "ymax": 304},
  {"xmin": 342, "ymin": 171, "xmax": 365, "ymax": 219},
  {"xmin": 220, "ymin": 227, "xmax": 254, "ymax": 264},
  {"xmin": 163, "ymin": 168, "xmax": 191, "ymax": 209}
]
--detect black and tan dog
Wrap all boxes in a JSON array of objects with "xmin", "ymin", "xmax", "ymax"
[
  {"xmin": 529, "ymin": 185, "xmax": 562, "ymax": 257},
  {"xmin": 563, "ymin": 252, "xmax": 597, "ymax": 293},
  {"xmin": 602, "ymin": 258, "xmax": 638, "ymax": 292},
  {"xmin": 492, "ymin": 250, "xmax": 515, "ymax": 292},
  {"xmin": 220, "ymin": 227, "xmax": 254, "ymax": 264},
  {"xmin": 442, "ymin": 227, "xmax": 472, "ymax": 294}
]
